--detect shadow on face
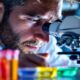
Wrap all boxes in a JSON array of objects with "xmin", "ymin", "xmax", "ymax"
[{"xmin": 1, "ymin": 0, "xmax": 63, "ymax": 51}]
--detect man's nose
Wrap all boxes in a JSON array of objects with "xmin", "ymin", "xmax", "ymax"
[
  {"xmin": 34, "ymin": 32, "xmax": 49, "ymax": 42},
  {"xmin": 33, "ymin": 22, "xmax": 50, "ymax": 42}
]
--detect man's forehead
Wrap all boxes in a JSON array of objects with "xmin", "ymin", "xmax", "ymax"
[
  {"xmin": 20, "ymin": 0, "xmax": 59, "ymax": 15},
  {"xmin": 10, "ymin": 0, "xmax": 62, "ymax": 22},
  {"xmin": 23, "ymin": 0, "xmax": 59, "ymax": 9},
  {"xmin": 3, "ymin": 0, "xmax": 60, "ymax": 9}
]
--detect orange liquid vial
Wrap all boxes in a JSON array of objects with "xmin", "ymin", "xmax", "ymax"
[{"xmin": 11, "ymin": 50, "xmax": 19, "ymax": 80}]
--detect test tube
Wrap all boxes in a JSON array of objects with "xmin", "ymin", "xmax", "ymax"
[
  {"xmin": 1, "ymin": 50, "xmax": 7, "ymax": 80},
  {"xmin": 11, "ymin": 50, "xmax": 19, "ymax": 80},
  {"xmin": 1, "ymin": 50, "xmax": 11, "ymax": 80},
  {"xmin": 37, "ymin": 67, "xmax": 57, "ymax": 80},
  {"xmin": 6, "ymin": 50, "xmax": 12, "ymax": 80},
  {"xmin": 18, "ymin": 68, "xmax": 36, "ymax": 80},
  {"xmin": 0, "ymin": 51, "xmax": 2, "ymax": 80},
  {"xmin": 57, "ymin": 67, "xmax": 78, "ymax": 77}
]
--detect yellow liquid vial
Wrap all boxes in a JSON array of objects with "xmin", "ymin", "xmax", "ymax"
[
  {"xmin": 37, "ymin": 67, "xmax": 57, "ymax": 80},
  {"xmin": 11, "ymin": 50, "xmax": 19, "ymax": 80}
]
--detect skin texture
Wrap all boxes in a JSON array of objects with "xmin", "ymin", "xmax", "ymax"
[
  {"xmin": 9, "ymin": 0, "xmax": 60, "ymax": 54},
  {"xmin": 2, "ymin": 0, "xmax": 63, "ymax": 67}
]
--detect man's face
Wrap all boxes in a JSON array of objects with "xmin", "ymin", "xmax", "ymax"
[{"xmin": 9, "ymin": 1, "xmax": 60, "ymax": 54}]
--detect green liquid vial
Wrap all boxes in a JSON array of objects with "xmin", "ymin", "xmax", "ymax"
[{"xmin": 57, "ymin": 67, "xmax": 78, "ymax": 77}]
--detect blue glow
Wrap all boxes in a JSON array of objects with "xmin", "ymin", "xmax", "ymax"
[{"xmin": 63, "ymin": 3, "xmax": 79, "ymax": 11}]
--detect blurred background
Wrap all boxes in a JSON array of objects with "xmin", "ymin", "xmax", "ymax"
[
  {"xmin": 63, "ymin": 0, "xmax": 80, "ymax": 17},
  {"xmin": 56, "ymin": 0, "xmax": 80, "ymax": 80}
]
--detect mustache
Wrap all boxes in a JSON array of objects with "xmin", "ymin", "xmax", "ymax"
[
  {"xmin": 18, "ymin": 39, "xmax": 44, "ymax": 48},
  {"xmin": 22, "ymin": 40, "xmax": 38, "ymax": 45}
]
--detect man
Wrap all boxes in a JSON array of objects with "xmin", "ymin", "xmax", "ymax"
[{"xmin": 1, "ymin": 0, "xmax": 72, "ymax": 67}]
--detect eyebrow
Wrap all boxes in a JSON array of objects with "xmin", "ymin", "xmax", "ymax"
[{"xmin": 23, "ymin": 11, "xmax": 52, "ymax": 21}]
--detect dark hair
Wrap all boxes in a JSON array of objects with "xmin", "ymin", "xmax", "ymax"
[{"xmin": 1, "ymin": 0, "xmax": 26, "ymax": 48}]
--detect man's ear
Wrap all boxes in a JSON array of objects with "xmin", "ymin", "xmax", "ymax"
[{"xmin": 0, "ymin": 3, "xmax": 4, "ymax": 22}]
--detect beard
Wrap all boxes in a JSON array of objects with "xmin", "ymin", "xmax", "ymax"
[
  {"xmin": 18, "ymin": 40, "xmax": 45, "ymax": 54},
  {"xmin": 2, "ymin": 21, "xmax": 45, "ymax": 54},
  {"xmin": 1, "ymin": 21, "xmax": 19, "ymax": 49}
]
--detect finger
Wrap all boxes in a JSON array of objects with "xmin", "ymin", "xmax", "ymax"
[
  {"xmin": 25, "ymin": 54, "xmax": 46, "ymax": 66},
  {"xmin": 19, "ymin": 58, "xmax": 38, "ymax": 67},
  {"xmin": 19, "ymin": 53, "xmax": 46, "ymax": 67},
  {"xmin": 19, "ymin": 53, "xmax": 45, "ymax": 67}
]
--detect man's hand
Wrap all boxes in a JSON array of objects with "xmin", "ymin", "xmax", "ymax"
[{"xmin": 19, "ymin": 53, "xmax": 47, "ymax": 67}]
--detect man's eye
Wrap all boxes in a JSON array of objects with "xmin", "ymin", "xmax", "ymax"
[
  {"xmin": 31, "ymin": 17, "xmax": 40, "ymax": 22},
  {"xmin": 19, "ymin": 15, "xmax": 33, "ymax": 21},
  {"xmin": 19, "ymin": 15, "xmax": 40, "ymax": 23}
]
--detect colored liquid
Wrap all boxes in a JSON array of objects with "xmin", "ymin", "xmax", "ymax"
[
  {"xmin": 37, "ymin": 67, "xmax": 57, "ymax": 78},
  {"xmin": 0, "ymin": 56, "xmax": 2, "ymax": 80},
  {"xmin": 18, "ymin": 68, "xmax": 36, "ymax": 80},
  {"xmin": 0, "ymin": 50, "xmax": 19, "ymax": 80},
  {"xmin": 57, "ymin": 67, "xmax": 78, "ymax": 77},
  {"xmin": 1, "ymin": 57, "xmax": 10, "ymax": 80},
  {"xmin": 11, "ymin": 59, "xmax": 18, "ymax": 80}
]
